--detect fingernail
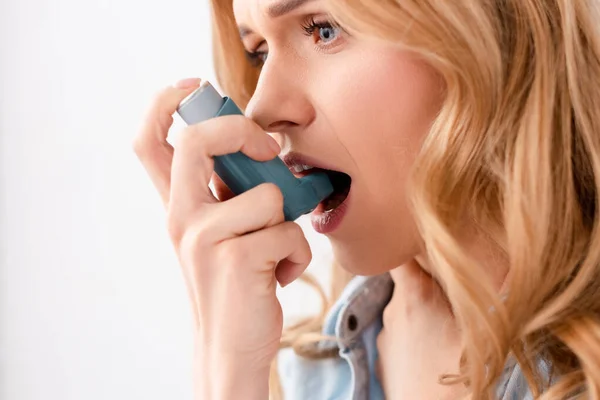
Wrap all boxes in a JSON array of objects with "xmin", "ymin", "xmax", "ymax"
[
  {"xmin": 174, "ymin": 77, "xmax": 201, "ymax": 89},
  {"xmin": 267, "ymin": 136, "xmax": 281, "ymax": 155}
]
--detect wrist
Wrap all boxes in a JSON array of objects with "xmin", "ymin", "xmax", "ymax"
[
  {"xmin": 212, "ymin": 365, "xmax": 270, "ymax": 400},
  {"xmin": 194, "ymin": 355, "xmax": 270, "ymax": 400},
  {"xmin": 193, "ymin": 333, "xmax": 275, "ymax": 399}
]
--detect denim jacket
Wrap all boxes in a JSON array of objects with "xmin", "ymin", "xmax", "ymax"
[{"xmin": 277, "ymin": 273, "xmax": 539, "ymax": 399}]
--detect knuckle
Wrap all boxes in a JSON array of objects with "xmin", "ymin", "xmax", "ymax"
[
  {"xmin": 285, "ymin": 222, "xmax": 303, "ymax": 241},
  {"xmin": 176, "ymin": 119, "xmax": 222, "ymax": 153},
  {"xmin": 177, "ymin": 124, "xmax": 201, "ymax": 148},
  {"xmin": 151, "ymin": 86, "xmax": 166, "ymax": 102},
  {"xmin": 166, "ymin": 207, "xmax": 212, "ymax": 246},
  {"xmin": 217, "ymin": 241, "xmax": 249, "ymax": 268},
  {"xmin": 166, "ymin": 209, "xmax": 185, "ymax": 244},
  {"xmin": 286, "ymin": 222, "xmax": 305, "ymax": 242},
  {"xmin": 144, "ymin": 90, "xmax": 169, "ymax": 125},
  {"xmin": 229, "ymin": 114, "xmax": 253, "ymax": 132},
  {"xmin": 177, "ymin": 115, "xmax": 258, "ymax": 155},
  {"xmin": 229, "ymin": 115, "xmax": 258, "ymax": 144},
  {"xmin": 150, "ymin": 86, "xmax": 169, "ymax": 109},
  {"xmin": 178, "ymin": 220, "xmax": 213, "ymax": 258}
]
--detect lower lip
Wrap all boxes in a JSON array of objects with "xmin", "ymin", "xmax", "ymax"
[{"xmin": 310, "ymin": 188, "xmax": 352, "ymax": 234}]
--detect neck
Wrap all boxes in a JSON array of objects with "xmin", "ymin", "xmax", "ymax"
[{"xmin": 390, "ymin": 224, "xmax": 508, "ymax": 293}]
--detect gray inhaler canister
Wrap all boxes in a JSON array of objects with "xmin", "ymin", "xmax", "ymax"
[{"xmin": 176, "ymin": 81, "xmax": 334, "ymax": 221}]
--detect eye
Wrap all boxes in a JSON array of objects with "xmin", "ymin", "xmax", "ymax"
[
  {"xmin": 245, "ymin": 40, "xmax": 268, "ymax": 67},
  {"xmin": 302, "ymin": 17, "xmax": 342, "ymax": 45},
  {"xmin": 243, "ymin": 16, "xmax": 344, "ymax": 68},
  {"xmin": 317, "ymin": 24, "xmax": 338, "ymax": 42},
  {"xmin": 245, "ymin": 50, "xmax": 268, "ymax": 66}
]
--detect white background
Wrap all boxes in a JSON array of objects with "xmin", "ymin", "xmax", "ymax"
[{"xmin": 0, "ymin": 1, "xmax": 333, "ymax": 398}]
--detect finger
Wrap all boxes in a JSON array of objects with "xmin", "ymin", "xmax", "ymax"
[
  {"xmin": 200, "ymin": 183, "xmax": 285, "ymax": 242},
  {"xmin": 133, "ymin": 77, "xmax": 202, "ymax": 207},
  {"xmin": 232, "ymin": 221, "xmax": 312, "ymax": 287},
  {"xmin": 170, "ymin": 115, "xmax": 281, "ymax": 215},
  {"xmin": 211, "ymin": 173, "xmax": 235, "ymax": 202}
]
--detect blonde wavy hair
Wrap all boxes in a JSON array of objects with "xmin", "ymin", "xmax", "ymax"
[{"xmin": 208, "ymin": 0, "xmax": 600, "ymax": 398}]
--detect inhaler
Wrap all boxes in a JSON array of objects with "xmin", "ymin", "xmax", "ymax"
[{"xmin": 176, "ymin": 81, "xmax": 333, "ymax": 221}]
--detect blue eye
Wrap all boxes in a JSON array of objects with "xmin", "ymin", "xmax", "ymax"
[
  {"xmin": 245, "ymin": 17, "xmax": 342, "ymax": 67},
  {"xmin": 302, "ymin": 18, "xmax": 341, "ymax": 44},
  {"xmin": 318, "ymin": 25, "xmax": 339, "ymax": 43}
]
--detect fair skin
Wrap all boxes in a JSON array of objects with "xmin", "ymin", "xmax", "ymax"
[{"xmin": 134, "ymin": 0, "xmax": 508, "ymax": 398}]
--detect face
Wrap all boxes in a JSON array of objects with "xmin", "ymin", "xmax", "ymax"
[{"xmin": 233, "ymin": 0, "xmax": 444, "ymax": 275}]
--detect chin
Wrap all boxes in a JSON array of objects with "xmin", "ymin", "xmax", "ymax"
[{"xmin": 330, "ymin": 239, "xmax": 415, "ymax": 276}]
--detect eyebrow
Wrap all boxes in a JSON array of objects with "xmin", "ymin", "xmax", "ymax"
[
  {"xmin": 238, "ymin": 0, "xmax": 315, "ymax": 39},
  {"xmin": 268, "ymin": 0, "xmax": 313, "ymax": 18}
]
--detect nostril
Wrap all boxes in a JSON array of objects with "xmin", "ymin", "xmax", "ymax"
[{"xmin": 267, "ymin": 121, "xmax": 297, "ymax": 132}]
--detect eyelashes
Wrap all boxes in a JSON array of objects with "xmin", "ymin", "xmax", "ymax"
[
  {"xmin": 244, "ymin": 16, "xmax": 344, "ymax": 67},
  {"xmin": 245, "ymin": 45, "xmax": 268, "ymax": 67},
  {"xmin": 300, "ymin": 16, "xmax": 341, "ymax": 43}
]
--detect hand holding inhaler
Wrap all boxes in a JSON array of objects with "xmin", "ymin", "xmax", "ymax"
[{"xmin": 134, "ymin": 78, "xmax": 328, "ymax": 399}]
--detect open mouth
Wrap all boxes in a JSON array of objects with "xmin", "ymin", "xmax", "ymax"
[
  {"xmin": 291, "ymin": 165, "xmax": 352, "ymax": 211},
  {"xmin": 320, "ymin": 169, "xmax": 352, "ymax": 211}
]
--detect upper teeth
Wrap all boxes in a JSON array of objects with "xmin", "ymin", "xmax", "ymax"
[{"xmin": 292, "ymin": 164, "xmax": 314, "ymax": 173}]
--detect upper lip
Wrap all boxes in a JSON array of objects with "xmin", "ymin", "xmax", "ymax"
[{"xmin": 281, "ymin": 152, "xmax": 341, "ymax": 178}]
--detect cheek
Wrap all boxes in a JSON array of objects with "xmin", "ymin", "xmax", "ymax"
[{"xmin": 315, "ymin": 49, "xmax": 442, "ymax": 189}]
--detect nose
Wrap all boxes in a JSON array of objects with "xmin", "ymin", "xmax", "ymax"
[{"xmin": 244, "ymin": 56, "xmax": 315, "ymax": 134}]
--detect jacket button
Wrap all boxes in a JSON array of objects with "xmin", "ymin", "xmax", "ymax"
[{"xmin": 348, "ymin": 314, "xmax": 358, "ymax": 331}]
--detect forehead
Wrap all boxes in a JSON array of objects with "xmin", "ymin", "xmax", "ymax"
[{"xmin": 233, "ymin": 0, "xmax": 317, "ymax": 23}]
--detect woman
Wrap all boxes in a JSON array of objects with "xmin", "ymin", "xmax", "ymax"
[{"xmin": 134, "ymin": 0, "xmax": 600, "ymax": 398}]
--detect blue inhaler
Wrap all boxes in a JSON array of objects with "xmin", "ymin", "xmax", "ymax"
[{"xmin": 176, "ymin": 81, "xmax": 334, "ymax": 221}]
